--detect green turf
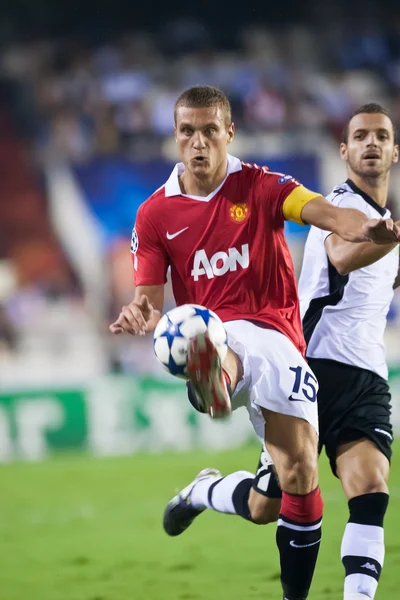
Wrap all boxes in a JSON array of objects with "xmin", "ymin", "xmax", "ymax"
[{"xmin": 0, "ymin": 443, "xmax": 398, "ymax": 600}]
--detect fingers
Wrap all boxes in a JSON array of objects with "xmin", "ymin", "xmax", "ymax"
[
  {"xmin": 384, "ymin": 218, "xmax": 394, "ymax": 231},
  {"xmin": 109, "ymin": 323, "xmax": 124, "ymax": 334},
  {"xmin": 383, "ymin": 218, "xmax": 400, "ymax": 241},
  {"xmin": 367, "ymin": 218, "xmax": 400, "ymax": 244},
  {"xmin": 382, "ymin": 218, "xmax": 398, "ymax": 241},
  {"xmin": 110, "ymin": 305, "xmax": 147, "ymax": 336}
]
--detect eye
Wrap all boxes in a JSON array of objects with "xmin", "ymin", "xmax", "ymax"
[
  {"xmin": 205, "ymin": 127, "xmax": 216, "ymax": 136},
  {"xmin": 181, "ymin": 127, "xmax": 192, "ymax": 136}
]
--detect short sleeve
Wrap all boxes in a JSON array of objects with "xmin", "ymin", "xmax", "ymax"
[
  {"xmin": 259, "ymin": 170, "xmax": 320, "ymax": 225},
  {"xmin": 330, "ymin": 191, "xmax": 367, "ymax": 211},
  {"xmin": 131, "ymin": 203, "xmax": 169, "ymax": 286}
]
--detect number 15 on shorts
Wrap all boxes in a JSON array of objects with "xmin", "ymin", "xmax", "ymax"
[{"xmin": 289, "ymin": 366, "xmax": 318, "ymax": 402}]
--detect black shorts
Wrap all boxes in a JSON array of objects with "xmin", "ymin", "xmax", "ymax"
[{"xmin": 308, "ymin": 358, "xmax": 394, "ymax": 477}]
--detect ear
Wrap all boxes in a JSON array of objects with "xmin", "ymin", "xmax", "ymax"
[
  {"xmin": 227, "ymin": 122, "xmax": 235, "ymax": 145},
  {"xmin": 393, "ymin": 144, "xmax": 399, "ymax": 164},
  {"xmin": 340, "ymin": 142, "xmax": 348, "ymax": 162}
]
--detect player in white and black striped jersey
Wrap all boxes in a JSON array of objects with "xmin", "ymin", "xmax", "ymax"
[{"xmin": 299, "ymin": 103, "xmax": 400, "ymax": 600}]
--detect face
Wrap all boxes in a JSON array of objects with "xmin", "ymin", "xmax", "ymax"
[
  {"xmin": 341, "ymin": 112, "xmax": 399, "ymax": 178},
  {"xmin": 174, "ymin": 106, "xmax": 234, "ymax": 178}
]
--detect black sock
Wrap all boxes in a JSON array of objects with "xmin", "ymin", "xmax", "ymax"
[
  {"xmin": 341, "ymin": 492, "xmax": 388, "ymax": 598},
  {"xmin": 230, "ymin": 478, "xmax": 254, "ymax": 521},
  {"xmin": 277, "ymin": 488, "xmax": 323, "ymax": 600}
]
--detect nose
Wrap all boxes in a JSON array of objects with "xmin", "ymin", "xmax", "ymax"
[
  {"xmin": 366, "ymin": 133, "xmax": 378, "ymax": 146},
  {"xmin": 192, "ymin": 131, "xmax": 206, "ymax": 149}
]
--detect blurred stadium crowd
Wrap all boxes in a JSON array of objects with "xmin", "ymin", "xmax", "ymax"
[
  {"xmin": 0, "ymin": 11, "xmax": 400, "ymax": 385},
  {"xmin": 4, "ymin": 19, "xmax": 400, "ymax": 161}
]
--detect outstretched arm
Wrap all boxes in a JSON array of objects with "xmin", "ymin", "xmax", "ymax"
[
  {"xmin": 110, "ymin": 284, "xmax": 164, "ymax": 335},
  {"xmin": 324, "ymin": 234, "xmax": 398, "ymax": 275},
  {"xmin": 301, "ymin": 196, "xmax": 400, "ymax": 244}
]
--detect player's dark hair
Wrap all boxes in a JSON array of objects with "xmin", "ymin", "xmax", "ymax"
[
  {"xmin": 342, "ymin": 103, "xmax": 398, "ymax": 144},
  {"xmin": 174, "ymin": 86, "xmax": 232, "ymax": 127}
]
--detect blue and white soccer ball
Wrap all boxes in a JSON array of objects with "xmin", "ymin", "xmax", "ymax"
[{"xmin": 153, "ymin": 304, "xmax": 228, "ymax": 378}]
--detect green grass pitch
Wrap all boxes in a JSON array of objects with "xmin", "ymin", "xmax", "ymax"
[{"xmin": 0, "ymin": 443, "xmax": 399, "ymax": 600}]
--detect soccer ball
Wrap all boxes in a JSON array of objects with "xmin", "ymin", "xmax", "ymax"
[{"xmin": 153, "ymin": 304, "xmax": 228, "ymax": 378}]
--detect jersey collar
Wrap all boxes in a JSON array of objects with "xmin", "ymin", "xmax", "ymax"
[
  {"xmin": 164, "ymin": 154, "xmax": 242, "ymax": 201},
  {"xmin": 345, "ymin": 179, "xmax": 387, "ymax": 217}
]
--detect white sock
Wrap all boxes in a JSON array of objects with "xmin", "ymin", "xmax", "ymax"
[
  {"xmin": 341, "ymin": 522, "xmax": 384, "ymax": 600},
  {"xmin": 190, "ymin": 470, "xmax": 254, "ymax": 514}
]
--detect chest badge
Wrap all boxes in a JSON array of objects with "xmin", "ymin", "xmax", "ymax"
[{"xmin": 230, "ymin": 203, "xmax": 249, "ymax": 223}]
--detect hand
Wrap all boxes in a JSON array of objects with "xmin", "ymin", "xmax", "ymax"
[
  {"xmin": 362, "ymin": 218, "xmax": 400, "ymax": 245},
  {"xmin": 109, "ymin": 295, "xmax": 161, "ymax": 336}
]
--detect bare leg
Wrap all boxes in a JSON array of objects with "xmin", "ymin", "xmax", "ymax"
[{"xmin": 262, "ymin": 409, "xmax": 322, "ymax": 600}]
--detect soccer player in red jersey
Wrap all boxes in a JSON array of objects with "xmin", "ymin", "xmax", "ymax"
[{"xmin": 110, "ymin": 87, "xmax": 400, "ymax": 600}]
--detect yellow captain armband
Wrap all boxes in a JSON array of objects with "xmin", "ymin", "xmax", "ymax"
[{"xmin": 282, "ymin": 186, "xmax": 321, "ymax": 225}]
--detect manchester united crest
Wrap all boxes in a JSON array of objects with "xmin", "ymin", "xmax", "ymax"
[{"xmin": 230, "ymin": 203, "xmax": 249, "ymax": 223}]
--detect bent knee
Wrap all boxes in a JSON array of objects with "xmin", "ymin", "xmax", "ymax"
[
  {"xmin": 343, "ymin": 471, "xmax": 389, "ymax": 498},
  {"xmin": 280, "ymin": 455, "xmax": 319, "ymax": 495},
  {"xmin": 363, "ymin": 480, "xmax": 388, "ymax": 495},
  {"xmin": 336, "ymin": 439, "xmax": 390, "ymax": 499},
  {"xmin": 248, "ymin": 495, "xmax": 280, "ymax": 524},
  {"xmin": 361, "ymin": 467, "xmax": 388, "ymax": 494}
]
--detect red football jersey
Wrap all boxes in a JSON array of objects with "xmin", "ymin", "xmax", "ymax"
[{"xmin": 131, "ymin": 155, "xmax": 318, "ymax": 355}]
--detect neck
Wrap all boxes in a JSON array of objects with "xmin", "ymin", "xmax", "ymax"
[
  {"xmin": 347, "ymin": 170, "xmax": 390, "ymax": 208},
  {"xmin": 180, "ymin": 158, "xmax": 228, "ymax": 196}
]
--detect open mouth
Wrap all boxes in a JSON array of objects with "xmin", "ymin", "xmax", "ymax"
[
  {"xmin": 363, "ymin": 153, "xmax": 380, "ymax": 160},
  {"xmin": 193, "ymin": 156, "xmax": 207, "ymax": 163}
]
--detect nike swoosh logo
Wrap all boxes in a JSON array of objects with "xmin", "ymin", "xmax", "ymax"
[
  {"xmin": 290, "ymin": 539, "xmax": 321, "ymax": 549},
  {"xmin": 166, "ymin": 227, "xmax": 189, "ymax": 240},
  {"xmin": 288, "ymin": 395, "xmax": 304, "ymax": 402}
]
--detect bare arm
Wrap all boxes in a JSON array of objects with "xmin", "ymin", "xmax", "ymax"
[
  {"xmin": 132, "ymin": 285, "xmax": 164, "ymax": 314},
  {"xmin": 109, "ymin": 284, "xmax": 164, "ymax": 335},
  {"xmin": 301, "ymin": 196, "xmax": 400, "ymax": 244},
  {"xmin": 325, "ymin": 234, "xmax": 398, "ymax": 275}
]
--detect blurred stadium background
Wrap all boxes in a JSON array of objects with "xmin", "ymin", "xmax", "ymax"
[{"xmin": 0, "ymin": 1, "xmax": 400, "ymax": 599}]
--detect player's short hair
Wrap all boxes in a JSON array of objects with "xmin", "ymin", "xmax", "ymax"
[
  {"xmin": 342, "ymin": 103, "xmax": 398, "ymax": 144},
  {"xmin": 174, "ymin": 86, "xmax": 232, "ymax": 127}
]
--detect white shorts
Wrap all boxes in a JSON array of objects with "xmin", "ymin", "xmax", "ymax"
[{"xmin": 224, "ymin": 320, "xmax": 319, "ymax": 443}]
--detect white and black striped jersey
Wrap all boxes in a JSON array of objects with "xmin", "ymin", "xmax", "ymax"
[{"xmin": 299, "ymin": 179, "xmax": 399, "ymax": 380}]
